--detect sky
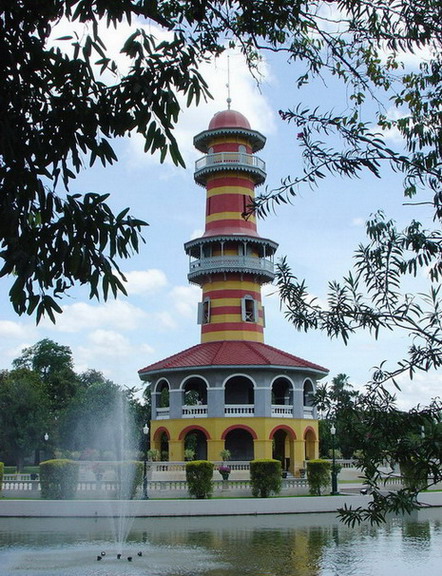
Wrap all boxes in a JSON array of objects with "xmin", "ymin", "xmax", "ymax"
[{"xmin": 1, "ymin": 17, "xmax": 440, "ymax": 411}]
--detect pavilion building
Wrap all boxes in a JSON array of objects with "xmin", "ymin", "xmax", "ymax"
[{"xmin": 138, "ymin": 108, "xmax": 328, "ymax": 475}]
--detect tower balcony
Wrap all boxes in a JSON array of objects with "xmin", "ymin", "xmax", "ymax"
[
  {"xmin": 187, "ymin": 254, "xmax": 275, "ymax": 283},
  {"xmin": 194, "ymin": 152, "xmax": 266, "ymax": 186}
]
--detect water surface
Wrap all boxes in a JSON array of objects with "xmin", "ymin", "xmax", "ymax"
[{"xmin": 1, "ymin": 509, "xmax": 441, "ymax": 575}]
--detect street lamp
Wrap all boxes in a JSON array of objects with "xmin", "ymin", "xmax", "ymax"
[
  {"xmin": 142, "ymin": 424, "xmax": 149, "ymax": 500},
  {"xmin": 330, "ymin": 424, "xmax": 338, "ymax": 495}
]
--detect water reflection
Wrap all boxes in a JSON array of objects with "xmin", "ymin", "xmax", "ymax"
[{"xmin": 0, "ymin": 509, "xmax": 441, "ymax": 575}]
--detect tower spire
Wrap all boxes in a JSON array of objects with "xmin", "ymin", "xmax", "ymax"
[{"xmin": 226, "ymin": 55, "xmax": 231, "ymax": 109}]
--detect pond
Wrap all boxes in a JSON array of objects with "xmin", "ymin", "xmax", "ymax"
[{"xmin": 1, "ymin": 508, "xmax": 441, "ymax": 575}]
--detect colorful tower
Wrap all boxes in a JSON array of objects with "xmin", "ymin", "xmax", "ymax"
[
  {"xmin": 186, "ymin": 108, "xmax": 276, "ymax": 343},
  {"xmin": 138, "ymin": 109, "xmax": 328, "ymax": 475}
]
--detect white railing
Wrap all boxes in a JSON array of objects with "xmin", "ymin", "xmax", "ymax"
[
  {"xmin": 195, "ymin": 152, "xmax": 265, "ymax": 173},
  {"xmin": 189, "ymin": 255, "xmax": 274, "ymax": 274},
  {"xmin": 303, "ymin": 406, "xmax": 314, "ymax": 419},
  {"xmin": 271, "ymin": 405, "xmax": 294, "ymax": 418},
  {"xmin": 182, "ymin": 405, "xmax": 208, "ymax": 418},
  {"xmin": 156, "ymin": 407, "xmax": 170, "ymax": 420},
  {"xmin": 225, "ymin": 404, "xmax": 254, "ymax": 417}
]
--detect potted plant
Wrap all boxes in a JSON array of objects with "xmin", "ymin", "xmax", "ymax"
[
  {"xmin": 218, "ymin": 465, "xmax": 231, "ymax": 481},
  {"xmin": 219, "ymin": 449, "xmax": 231, "ymax": 461},
  {"xmin": 184, "ymin": 449, "xmax": 195, "ymax": 461}
]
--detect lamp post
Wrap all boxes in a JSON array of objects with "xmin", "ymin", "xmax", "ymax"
[
  {"xmin": 142, "ymin": 424, "xmax": 149, "ymax": 500},
  {"xmin": 330, "ymin": 424, "xmax": 338, "ymax": 495}
]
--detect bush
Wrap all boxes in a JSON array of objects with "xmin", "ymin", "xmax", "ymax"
[
  {"xmin": 186, "ymin": 460, "xmax": 214, "ymax": 499},
  {"xmin": 400, "ymin": 459, "xmax": 428, "ymax": 492},
  {"xmin": 114, "ymin": 461, "xmax": 144, "ymax": 499},
  {"xmin": 40, "ymin": 459, "xmax": 80, "ymax": 499},
  {"xmin": 250, "ymin": 459, "xmax": 282, "ymax": 498},
  {"xmin": 306, "ymin": 459, "xmax": 331, "ymax": 495}
]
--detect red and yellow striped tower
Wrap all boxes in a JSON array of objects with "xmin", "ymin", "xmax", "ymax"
[
  {"xmin": 185, "ymin": 109, "xmax": 277, "ymax": 343},
  {"xmin": 139, "ymin": 109, "xmax": 328, "ymax": 475}
]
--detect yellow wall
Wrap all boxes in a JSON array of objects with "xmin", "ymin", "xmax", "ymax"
[{"xmin": 151, "ymin": 417, "xmax": 319, "ymax": 474}]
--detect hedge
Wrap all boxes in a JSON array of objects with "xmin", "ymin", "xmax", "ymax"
[
  {"xmin": 306, "ymin": 459, "xmax": 331, "ymax": 495},
  {"xmin": 113, "ymin": 461, "xmax": 144, "ymax": 499},
  {"xmin": 40, "ymin": 459, "xmax": 79, "ymax": 499},
  {"xmin": 186, "ymin": 460, "xmax": 214, "ymax": 499},
  {"xmin": 250, "ymin": 459, "xmax": 282, "ymax": 498}
]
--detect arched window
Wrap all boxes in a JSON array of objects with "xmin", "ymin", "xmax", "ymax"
[{"xmin": 303, "ymin": 380, "xmax": 315, "ymax": 407}]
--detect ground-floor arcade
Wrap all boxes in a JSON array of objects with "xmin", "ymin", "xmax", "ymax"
[{"xmin": 150, "ymin": 417, "xmax": 319, "ymax": 476}]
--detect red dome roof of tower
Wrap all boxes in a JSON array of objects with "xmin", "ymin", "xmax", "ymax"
[{"xmin": 208, "ymin": 109, "xmax": 251, "ymax": 130}]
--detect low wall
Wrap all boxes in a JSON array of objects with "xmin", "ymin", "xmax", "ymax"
[{"xmin": 1, "ymin": 491, "xmax": 441, "ymax": 518}]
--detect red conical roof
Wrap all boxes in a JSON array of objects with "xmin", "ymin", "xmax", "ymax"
[
  {"xmin": 139, "ymin": 341, "xmax": 328, "ymax": 377},
  {"xmin": 208, "ymin": 109, "xmax": 251, "ymax": 130}
]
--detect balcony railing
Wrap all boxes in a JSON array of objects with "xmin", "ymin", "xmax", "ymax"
[
  {"xmin": 303, "ymin": 406, "xmax": 314, "ymax": 419},
  {"xmin": 156, "ymin": 407, "xmax": 170, "ymax": 420},
  {"xmin": 182, "ymin": 405, "xmax": 208, "ymax": 418},
  {"xmin": 271, "ymin": 405, "xmax": 294, "ymax": 418},
  {"xmin": 195, "ymin": 152, "xmax": 266, "ymax": 184},
  {"xmin": 189, "ymin": 255, "xmax": 274, "ymax": 277},
  {"xmin": 225, "ymin": 404, "xmax": 255, "ymax": 417}
]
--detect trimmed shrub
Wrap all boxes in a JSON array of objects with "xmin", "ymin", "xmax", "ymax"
[
  {"xmin": 0, "ymin": 462, "xmax": 4, "ymax": 492},
  {"xmin": 40, "ymin": 459, "xmax": 80, "ymax": 499},
  {"xmin": 306, "ymin": 459, "xmax": 331, "ymax": 495},
  {"xmin": 114, "ymin": 461, "xmax": 144, "ymax": 499},
  {"xmin": 186, "ymin": 460, "xmax": 214, "ymax": 499},
  {"xmin": 400, "ymin": 459, "xmax": 428, "ymax": 492},
  {"xmin": 250, "ymin": 459, "xmax": 282, "ymax": 498}
]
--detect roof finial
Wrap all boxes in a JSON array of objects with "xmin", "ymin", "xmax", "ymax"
[{"xmin": 226, "ymin": 55, "xmax": 232, "ymax": 109}]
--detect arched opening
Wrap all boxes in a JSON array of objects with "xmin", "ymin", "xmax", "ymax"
[
  {"xmin": 155, "ymin": 378, "xmax": 170, "ymax": 419},
  {"xmin": 304, "ymin": 428, "xmax": 317, "ymax": 461},
  {"xmin": 184, "ymin": 429, "xmax": 208, "ymax": 460},
  {"xmin": 183, "ymin": 376, "xmax": 207, "ymax": 405},
  {"xmin": 225, "ymin": 375, "xmax": 254, "ymax": 408},
  {"xmin": 159, "ymin": 432, "xmax": 169, "ymax": 461},
  {"xmin": 303, "ymin": 379, "xmax": 314, "ymax": 407},
  {"xmin": 272, "ymin": 428, "xmax": 289, "ymax": 471},
  {"xmin": 224, "ymin": 428, "xmax": 254, "ymax": 461},
  {"xmin": 271, "ymin": 377, "xmax": 293, "ymax": 417}
]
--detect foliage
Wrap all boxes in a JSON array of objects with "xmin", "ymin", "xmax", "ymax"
[
  {"xmin": 185, "ymin": 460, "xmax": 214, "ymax": 499},
  {"xmin": 13, "ymin": 339, "xmax": 79, "ymax": 414},
  {"xmin": 306, "ymin": 460, "xmax": 331, "ymax": 496},
  {"xmin": 250, "ymin": 459, "xmax": 282, "ymax": 498},
  {"xmin": 0, "ymin": 368, "xmax": 50, "ymax": 470},
  {"xmin": 147, "ymin": 449, "xmax": 161, "ymax": 462},
  {"xmin": 220, "ymin": 449, "xmax": 231, "ymax": 461},
  {"xmin": 317, "ymin": 381, "xmax": 442, "ymax": 525},
  {"xmin": 113, "ymin": 461, "xmax": 143, "ymax": 499},
  {"xmin": 184, "ymin": 449, "xmax": 195, "ymax": 461},
  {"xmin": 40, "ymin": 459, "xmax": 79, "ymax": 499},
  {"xmin": 317, "ymin": 375, "xmax": 360, "ymax": 459},
  {"xmin": 1, "ymin": 0, "xmax": 218, "ymax": 321}
]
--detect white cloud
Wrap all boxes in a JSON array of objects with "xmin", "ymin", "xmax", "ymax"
[
  {"xmin": 0, "ymin": 321, "xmax": 36, "ymax": 341},
  {"xmin": 42, "ymin": 300, "xmax": 147, "ymax": 333},
  {"xmin": 170, "ymin": 285, "xmax": 200, "ymax": 318},
  {"xmin": 351, "ymin": 217, "xmax": 365, "ymax": 227},
  {"xmin": 124, "ymin": 269, "xmax": 168, "ymax": 295}
]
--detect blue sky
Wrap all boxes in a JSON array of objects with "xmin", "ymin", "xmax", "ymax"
[{"xmin": 0, "ymin": 20, "xmax": 439, "ymax": 410}]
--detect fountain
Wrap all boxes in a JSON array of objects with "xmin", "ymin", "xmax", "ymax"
[{"xmin": 0, "ymin": 510, "xmax": 441, "ymax": 575}]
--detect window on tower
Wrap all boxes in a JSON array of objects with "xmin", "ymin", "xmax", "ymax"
[
  {"xmin": 198, "ymin": 298, "xmax": 211, "ymax": 324},
  {"xmin": 241, "ymin": 295, "xmax": 257, "ymax": 323}
]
